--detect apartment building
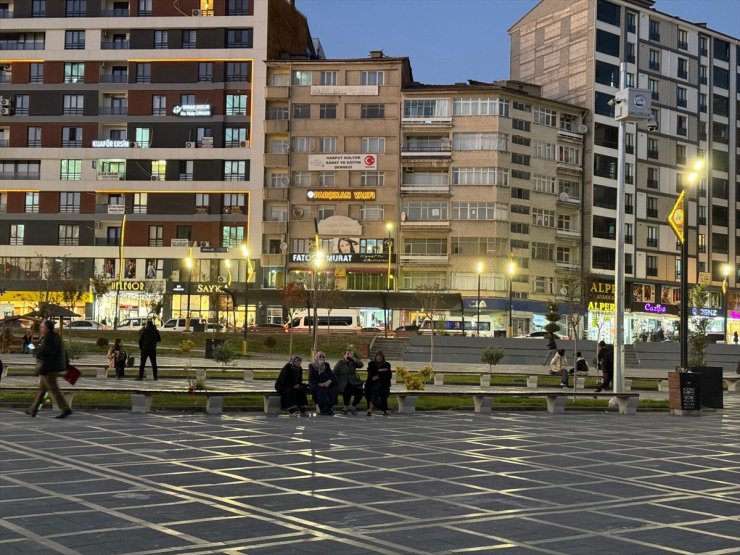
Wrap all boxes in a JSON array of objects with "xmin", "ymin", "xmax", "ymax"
[
  {"xmin": 400, "ymin": 81, "xmax": 586, "ymax": 334},
  {"xmin": 510, "ymin": 0, "xmax": 739, "ymax": 341},
  {"xmin": 0, "ymin": 0, "xmax": 314, "ymax": 326}
]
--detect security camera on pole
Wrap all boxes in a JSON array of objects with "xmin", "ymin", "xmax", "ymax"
[{"xmin": 611, "ymin": 66, "xmax": 653, "ymax": 393}]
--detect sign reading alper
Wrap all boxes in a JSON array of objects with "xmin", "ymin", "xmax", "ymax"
[{"xmin": 308, "ymin": 154, "xmax": 377, "ymax": 171}]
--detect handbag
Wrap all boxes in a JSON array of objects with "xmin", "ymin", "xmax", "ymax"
[{"xmin": 64, "ymin": 365, "xmax": 81, "ymax": 385}]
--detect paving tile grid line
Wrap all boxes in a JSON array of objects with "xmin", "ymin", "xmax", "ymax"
[{"xmin": 0, "ymin": 401, "xmax": 739, "ymax": 554}]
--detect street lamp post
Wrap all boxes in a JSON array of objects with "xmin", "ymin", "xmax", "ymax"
[
  {"xmin": 722, "ymin": 263, "xmax": 730, "ymax": 342},
  {"xmin": 184, "ymin": 254, "xmax": 193, "ymax": 331},
  {"xmin": 680, "ymin": 158, "xmax": 704, "ymax": 368},
  {"xmin": 507, "ymin": 253, "xmax": 516, "ymax": 338},
  {"xmin": 385, "ymin": 222, "xmax": 393, "ymax": 338},
  {"xmin": 311, "ymin": 250, "xmax": 324, "ymax": 358},
  {"xmin": 476, "ymin": 262, "xmax": 483, "ymax": 337},
  {"xmin": 240, "ymin": 243, "xmax": 250, "ymax": 355}
]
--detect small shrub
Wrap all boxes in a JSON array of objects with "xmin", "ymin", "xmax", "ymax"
[
  {"xmin": 180, "ymin": 339, "xmax": 195, "ymax": 354},
  {"xmin": 263, "ymin": 336, "xmax": 277, "ymax": 349},
  {"xmin": 481, "ymin": 346, "xmax": 504, "ymax": 371},
  {"xmin": 64, "ymin": 339, "xmax": 85, "ymax": 361},
  {"xmin": 96, "ymin": 337, "xmax": 109, "ymax": 347},
  {"xmin": 419, "ymin": 365, "xmax": 434, "ymax": 381},
  {"xmin": 213, "ymin": 342, "xmax": 235, "ymax": 367}
]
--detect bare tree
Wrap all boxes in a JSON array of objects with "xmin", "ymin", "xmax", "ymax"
[
  {"xmin": 415, "ymin": 283, "xmax": 444, "ymax": 369},
  {"xmin": 281, "ymin": 281, "xmax": 308, "ymax": 356},
  {"xmin": 89, "ymin": 273, "xmax": 113, "ymax": 323}
]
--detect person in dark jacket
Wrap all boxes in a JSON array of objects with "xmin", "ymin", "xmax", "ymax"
[
  {"xmin": 308, "ymin": 351, "xmax": 338, "ymax": 415},
  {"xmin": 365, "ymin": 350, "xmax": 392, "ymax": 416},
  {"xmin": 137, "ymin": 320, "xmax": 161, "ymax": 380},
  {"xmin": 595, "ymin": 340, "xmax": 614, "ymax": 393},
  {"xmin": 26, "ymin": 319, "xmax": 72, "ymax": 418},
  {"xmin": 542, "ymin": 333, "xmax": 558, "ymax": 365},
  {"xmin": 22, "ymin": 330, "xmax": 34, "ymax": 354},
  {"xmin": 275, "ymin": 354, "xmax": 309, "ymax": 415},
  {"xmin": 333, "ymin": 349, "xmax": 364, "ymax": 415}
]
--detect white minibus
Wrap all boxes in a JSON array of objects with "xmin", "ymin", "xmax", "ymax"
[{"xmin": 284, "ymin": 309, "xmax": 361, "ymax": 333}]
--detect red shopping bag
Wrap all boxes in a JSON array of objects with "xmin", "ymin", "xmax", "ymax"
[{"xmin": 64, "ymin": 365, "xmax": 81, "ymax": 385}]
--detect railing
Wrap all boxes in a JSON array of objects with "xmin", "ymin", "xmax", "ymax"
[
  {"xmin": 647, "ymin": 239, "xmax": 658, "ymax": 247},
  {"xmin": 182, "ymin": 42, "xmax": 197, "ymax": 49},
  {"xmin": 555, "ymin": 261, "xmax": 581, "ymax": 272},
  {"xmin": 649, "ymin": 62, "xmax": 660, "ymax": 71},
  {"xmin": 29, "ymin": 75, "xmax": 43, "ymax": 83},
  {"xmin": 101, "ymin": 9, "xmax": 130, "ymax": 16},
  {"xmin": 556, "ymin": 227, "xmax": 581, "ymax": 239},
  {"xmin": 101, "ymin": 41, "xmax": 129, "ymax": 49},
  {"xmin": 95, "ymin": 238, "xmax": 121, "ymax": 246},
  {"xmin": 62, "ymin": 140, "xmax": 82, "ymax": 148},
  {"xmin": 625, "ymin": 204, "xmax": 633, "ymax": 214},
  {"xmin": 62, "ymin": 108, "xmax": 84, "ymax": 115},
  {"xmin": 400, "ymin": 183, "xmax": 450, "ymax": 194},
  {"xmin": 100, "ymin": 74, "xmax": 128, "ymax": 83},
  {"xmin": 0, "ymin": 171, "xmax": 40, "ymax": 179},
  {"xmin": 227, "ymin": 42, "xmax": 251, "ymax": 48},
  {"xmin": 678, "ymin": 70, "xmax": 688, "ymax": 80},
  {"xmin": 678, "ymin": 41, "xmax": 688, "ymax": 50},
  {"xmin": 27, "ymin": 139, "xmax": 41, "ymax": 147},
  {"xmin": 646, "ymin": 268, "xmax": 658, "ymax": 276},
  {"xmin": 647, "ymin": 150, "xmax": 659, "ymax": 159},
  {"xmin": 649, "ymin": 32, "xmax": 660, "ymax": 41},
  {"xmin": 226, "ymin": 74, "xmax": 249, "ymax": 82},
  {"xmin": 99, "ymin": 106, "xmax": 128, "ymax": 115},
  {"xmin": 0, "ymin": 41, "xmax": 45, "ymax": 50},
  {"xmin": 64, "ymin": 41, "xmax": 85, "ymax": 50},
  {"xmin": 647, "ymin": 180, "xmax": 658, "ymax": 188},
  {"xmin": 0, "ymin": 10, "xmax": 12, "ymax": 18},
  {"xmin": 224, "ymin": 174, "xmax": 247, "ymax": 181},
  {"xmin": 402, "ymin": 143, "xmax": 451, "ymax": 152},
  {"xmin": 0, "ymin": 139, "xmax": 8, "ymax": 147},
  {"xmin": 625, "ymin": 265, "xmax": 633, "ymax": 274},
  {"xmin": 625, "ymin": 235, "xmax": 633, "ymax": 244},
  {"xmin": 647, "ymin": 209, "xmax": 658, "ymax": 218},
  {"xmin": 400, "ymin": 254, "xmax": 449, "ymax": 264},
  {"xmin": 179, "ymin": 173, "xmax": 193, "ymax": 181}
]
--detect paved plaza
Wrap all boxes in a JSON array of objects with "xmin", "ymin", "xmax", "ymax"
[{"xmin": 1, "ymin": 399, "xmax": 739, "ymax": 554}]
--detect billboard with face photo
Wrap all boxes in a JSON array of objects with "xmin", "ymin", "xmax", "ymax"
[
  {"xmin": 103, "ymin": 258, "xmax": 116, "ymax": 278},
  {"xmin": 145, "ymin": 259, "xmax": 158, "ymax": 279},
  {"xmin": 335, "ymin": 237, "xmax": 359, "ymax": 254}
]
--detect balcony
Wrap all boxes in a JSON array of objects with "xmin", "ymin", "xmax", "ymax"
[
  {"xmin": 101, "ymin": 40, "xmax": 130, "ymax": 50},
  {"xmin": 261, "ymin": 253, "xmax": 286, "ymax": 267},
  {"xmin": 101, "ymin": 9, "xmax": 130, "ymax": 16},
  {"xmin": 556, "ymin": 227, "xmax": 581, "ymax": 241},
  {"xmin": 625, "ymin": 234, "xmax": 633, "ymax": 244},
  {"xmin": 555, "ymin": 261, "xmax": 581, "ymax": 273},
  {"xmin": 401, "ymin": 141, "xmax": 451, "ymax": 158},
  {"xmin": 262, "ymin": 221, "xmax": 288, "ymax": 234},
  {"xmin": 99, "ymin": 106, "xmax": 128, "ymax": 116},
  {"xmin": 400, "ymin": 183, "xmax": 450, "ymax": 195},
  {"xmin": 646, "ymin": 267, "xmax": 658, "ymax": 277},
  {"xmin": 400, "ymin": 220, "xmax": 450, "ymax": 231},
  {"xmin": 100, "ymin": 74, "xmax": 128, "ymax": 83},
  {"xmin": 61, "ymin": 140, "xmax": 82, "ymax": 148},
  {"xmin": 263, "ymin": 187, "xmax": 288, "ymax": 201},
  {"xmin": 265, "ymin": 86, "xmax": 289, "ymax": 99},
  {"xmin": 557, "ymin": 128, "xmax": 583, "ymax": 142},
  {"xmin": 399, "ymin": 254, "xmax": 449, "ymax": 265},
  {"xmin": 0, "ymin": 41, "xmax": 45, "ymax": 50},
  {"xmin": 0, "ymin": 139, "xmax": 8, "ymax": 147},
  {"xmin": 556, "ymin": 194, "xmax": 581, "ymax": 207},
  {"xmin": 264, "ymin": 153, "xmax": 289, "ymax": 167},
  {"xmin": 264, "ymin": 119, "xmax": 289, "ymax": 134},
  {"xmin": 401, "ymin": 116, "xmax": 453, "ymax": 128},
  {"xmin": 647, "ymin": 150, "xmax": 659, "ymax": 160}
]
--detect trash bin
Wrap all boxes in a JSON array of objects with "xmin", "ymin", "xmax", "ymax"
[
  {"xmin": 690, "ymin": 366, "xmax": 723, "ymax": 409},
  {"xmin": 205, "ymin": 339, "xmax": 225, "ymax": 359},
  {"xmin": 668, "ymin": 371, "xmax": 702, "ymax": 415}
]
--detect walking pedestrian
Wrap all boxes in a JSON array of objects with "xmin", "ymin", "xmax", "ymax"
[
  {"xmin": 107, "ymin": 338, "xmax": 127, "ymax": 380},
  {"xmin": 595, "ymin": 340, "xmax": 614, "ymax": 393},
  {"xmin": 365, "ymin": 350, "xmax": 392, "ymax": 415},
  {"xmin": 26, "ymin": 320, "xmax": 72, "ymax": 418},
  {"xmin": 542, "ymin": 333, "xmax": 558, "ymax": 365},
  {"xmin": 22, "ymin": 330, "xmax": 34, "ymax": 354},
  {"xmin": 333, "ymin": 349, "xmax": 364, "ymax": 415},
  {"xmin": 137, "ymin": 320, "xmax": 161, "ymax": 380},
  {"xmin": 549, "ymin": 348, "xmax": 568, "ymax": 387},
  {"xmin": 275, "ymin": 354, "xmax": 309, "ymax": 415},
  {"xmin": 308, "ymin": 351, "xmax": 338, "ymax": 415},
  {"xmin": 733, "ymin": 331, "xmax": 738, "ymax": 345}
]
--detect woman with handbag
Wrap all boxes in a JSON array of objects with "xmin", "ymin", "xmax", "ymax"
[
  {"xmin": 26, "ymin": 320, "xmax": 72, "ymax": 418},
  {"xmin": 365, "ymin": 350, "xmax": 392, "ymax": 416},
  {"xmin": 275, "ymin": 354, "xmax": 309, "ymax": 415},
  {"xmin": 107, "ymin": 338, "xmax": 127, "ymax": 380}
]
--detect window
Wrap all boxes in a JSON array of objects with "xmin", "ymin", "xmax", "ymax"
[
  {"xmin": 58, "ymin": 224, "xmax": 79, "ymax": 246},
  {"xmin": 699, "ymin": 93, "xmax": 708, "ymax": 113},
  {"xmin": 291, "ymin": 137, "xmax": 309, "ymax": 153},
  {"xmin": 678, "ymin": 29, "xmax": 688, "ymax": 50},
  {"xmin": 677, "ymin": 58, "xmax": 688, "ymax": 80},
  {"xmin": 133, "ymin": 193, "xmax": 147, "ymax": 214},
  {"xmin": 360, "ymin": 71, "xmax": 384, "ymax": 86},
  {"xmin": 154, "ymin": 30, "xmax": 168, "ymax": 49},
  {"xmin": 596, "ymin": 0, "xmax": 620, "ymax": 25},
  {"xmin": 151, "ymin": 160, "xmax": 165, "ymax": 180},
  {"xmin": 27, "ymin": 127, "xmax": 41, "ymax": 147},
  {"xmin": 533, "ymin": 107, "xmax": 556, "ymax": 127},
  {"xmin": 625, "ymin": 42, "xmax": 635, "ymax": 63},
  {"xmin": 32, "ymin": 0, "xmax": 46, "ymax": 16},
  {"xmin": 224, "ymin": 160, "xmax": 248, "ymax": 181},
  {"xmin": 319, "ymin": 103, "xmax": 336, "ymax": 119},
  {"xmin": 319, "ymin": 71, "xmax": 336, "ymax": 86},
  {"xmin": 626, "ymin": 11, "xmax": 636, "ymax": 32},
  {"xmin": 227, "ymin": 0, "xmax": 249, "ymax": 15},
  {"xmin": 178, "ymin": 160, "xmax": 193, "ymax": 181},
  {"xmin": 64, "ymin": 30, "xmax": 85, "ymax": 49},
  {"xmin": 453, "ymin": 97, "xmax": 508, "ymax": 116},
  {"xmin": 292, "ymin": 70, "xmax": 312, "ymax": 86},
  {"xmin": 66, "ymin": 0, "xmax": 86, "ymax": 17},
  {"xmin": 596, "ymin": 29, "xmax": 620, "ymax": 57},
  {"xmin": 557, "ymin": 214, "xmax": 573, "ymax": 231},
  {"xmin": 28, "ymin": 63, "xmax": 44, "ymax": 84},
  {"xmin": 25, "ymin": 192, "xmax": 40, "ymax": 213},
  {"xmin": 292, "ymin": 104, "xmax": 310, "ymax": 118},
  {"xmin": 647, "ymin": 197, "xmax": 658, "ymax": 218},
  {"xmin": 226, "ymin": 61, "xmax": 249, "ymax": 82},
  {"xmin": 60, "ymin": 159, "xmax": 81, "ymax": 180},
  {"xmin": 195, "ymin": 193, "xmax": 209, "ymax": 210},
  {"xmin": 593, "ymin": 216, "xmax": 616, "ymax": 239},
  {"xmin": 63, "ymin": 94, "xmax": 85, "ymax": 116},
  {"xmin": 452, "ymin": 132, "xmax": 507, "ymax": 151},
  {"xmin": 318, "ymin": 137, "xmax": 336, "ymax": 153},
  {"xmin": 198, "ymin": 62, "xmax": 213, "ymax": 82},
  {"xmin": 291, "ymin": 171, "xmax": 310, "ymax": 186},
  {"xmin": 224, "ymin": 193, "xmax": 245, "ymax": 213},
  {"xmin": 361, "ymin": 104, "xmax": 385, "ymax": 118},
  {"xmin": 713, "ymin": 66, "xmax": 729, "ymax": 89},
  {"xmin": 699, "ymin": 64, "xmax": 708, "ymax": 84},
  {"xmin": 148, "ymin": 225, "xmax": 163, "ymax": 247},
  {"xmin": 225, "ymin": 94, "xmax": 247, "ymax": 116},
  {"xmin": 649, "ymin": 49, "xmax": 660, "ymax": 71},
  {"xmin": 647, "ymin": 225, "xmax": 658, "ymax": 247},
  {"xmin": 595, "ymin": 60, "xmax": 619, "ymax": 87},
  {"xmin": 556, "ymin": 247, "xmax": 570, "ymax": 264},
  {"xmin": 10, "ymin": 224, "xmax": 24, "ymax": 245},
  {"xmin": 533, "ymin": 141, "xmax": 555, "ymax": 160},
  {"xmin": 647, "ymin": 138, "xmax": 659, "ymax": 160},
  {"xmin": 222, "ymin": 226, "xmax": 245, "ymax": 248},
  {"xmin": 269, "ymin": 105, "xmax": 288, "ymax": 120},
  {"xmin": 511, "ymin": 222, "xmax": 529, "ymax": 234},
  {"xmin": 402, "ymin": 201, "xmax": 449, "ymax": 221},
  {"xmin": 451, "ymin": 167, "xmax": 508, "ymax": 186},
  {"xmin": 531, "ymin": 242, "xmax": 554, "ymax": 261},
  {"xmin": 646, "ymin": 256, "xmax": 658, "ymax": 276},
  {"xmin": 182, "ymin": 29, "xmax": 196, "ymax": 48},
  {"xmin": 360, "ymin": 171, "xmax": 384, "ymax": 187},
  {"xmin": 512, "ymin": 135, "xmax": 530, "ymax": 146},
  {"xmin": 180, "ymin": 94, "xmax": 195, "ymax": 106},
  {"xmin": 360, "ymin": 137, "xmax": 385, "ymax": 154},
  {"xmin": 511, "ymin": 153, "xmax": 530, "ymax": 166},
  {"xmin": 533, "ymin": 175, "xmax": 556, "ymax": 194},
  {"xmin": 403, "ymin": 238, "xmax": 447, "ymax": 256},
  {"xmin": 452, "ymin": 202, "xmax": 507, "ymax": 221},
  {"xmin": 649, "ymin": 18, "xmax": 660, "ymax": 41},
  {"xmin": 647, "ymin": 167, "xmax": 659, "ymax": 189},
  {"xmin": 62, "ymin": 127, "xmax": 82, "ymax": 147},
  {"xmin": 359, "ymin": 205, "xmax": 384, "ymax": 221},
  {"xmin": 318, "ymin": 171, "xmax": 334, "ymax": 187},
  {"xmin": 226, "ymin": 28, "xmax": 251, "ymax": 48},
  {"xmin": 532, "ymin": 209, "xmax": 555, "ymax": 227},
  {"xmin": 558, "ymin": 146, "xmax": 580, "ymax": 166},
  {"xmin": 676, "ymin": 144, "xmax": 686, "ymax": 165},
  {"xmin": 152, "ymin": 95, "xmax": 166, "ymax": 116},
  {"xmin": 648, "ymin": 78, "xmax": 659, "ymax": 101},
  {"xmin": 512, "ymin": 119, "xmax": 531, "ymax": 132},
  {"xmin": 713, "ymin": 37, "xmax": 730, "ymax": 61},
  {"xmin": 676, "ymin": 87, "xmax": 687, "ymax": 108},
  {"xmin": 64, "ymin": 63, "xmax": 84, "ymax": 83},
  {"xmin": 677, "ymin": 115, "xmax": 687, "ymax": 137},
  {"xmin": 135, "ymin": 127, "xmax": 151, "ymax": 148},
  {"xmin": 136, "ymin": 62, "xmax": 150, "ymax": 83},
  {"xmin": 224, "ymin": 127, "xmax": 247, "ymax": 147},
  {"xmin": 14, "ymin": 95, "xmax": 29, "ymax": 115},
  {"xmin": 316, "ymin": 205, "xmax": 334, "ymax": 220},
  {"xmin": 594, "ymin": 154, "xmax": 617, "ymax": 179}
]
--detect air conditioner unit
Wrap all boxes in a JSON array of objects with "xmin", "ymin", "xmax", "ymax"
[
  {"xmin": 201, "ymin": 240, "xmax": 210, "ymax": 247},
  {"xmin": 2, "ymin": 64, "xmax": 11, "ymax": 71},
  {"xmin": 131, "ymin": 142, "xmax": 139, "ymax": 148},
  {"xmin": 576, "ymin": 124, "xmax": 588, "ymax": 134},
  {"xmin": 150, "ymin": 175, "xmax": 159, "ymax": 181},
  {"xmin": 185, "ymin": 141, "xmax": 196, "ymax": 148},
  {"xmin": 239, "ymin": 140, "xmax": 248, "ymax": 148},
  {"xmin": 0, "ymin": 98, "xmax": 10, "ymax": 107},
  {"xmin": 192, "ymin": 8, "xmax": 202, "ymax": 16},
  {"xmin": 292, "ymin": 207, "xmax": 304, "ymax": 219},
  {"xmin": 0, "ymin": 108, "xmax": 10, "ymax": 116}
]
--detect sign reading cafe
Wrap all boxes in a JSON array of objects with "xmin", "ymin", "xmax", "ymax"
[{"xmin": 172, "ymin": 104, "xmax": 213, "ymax": 117}]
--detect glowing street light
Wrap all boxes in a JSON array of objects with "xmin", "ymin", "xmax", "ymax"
[{"xmin": 476, "ymin": 261, "xmax": 484, "ymax": 337}]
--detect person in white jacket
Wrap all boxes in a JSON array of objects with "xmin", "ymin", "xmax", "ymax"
[{"xmin": 549, "ymin": 348, "xmax": 568, "ymax": 387}]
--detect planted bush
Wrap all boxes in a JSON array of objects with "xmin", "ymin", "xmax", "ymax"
[{"xmin": 96, "ymin": 337, "xmax": 109, "ymax": 347}]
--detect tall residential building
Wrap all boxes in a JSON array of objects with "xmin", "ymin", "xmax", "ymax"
[
  {"xmin": 0, "ymin": 0, "xmax": 314, "ymax": 326},
  {"xmin": 510, "ymin": 0, "xmax": 739, "ymax": 341}
]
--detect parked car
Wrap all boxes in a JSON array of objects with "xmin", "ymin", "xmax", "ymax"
[
  {"xmin": 116, "ymin": 318, "xmax": 146, "ymax": 330},
  {"xmin": 520, "ymin": 331, "xmax": 565, "ymax": 339},
  {"xmin": 66, "ymin": 320, "xmax": 105, "ymax": 330},
  {"xmin": 160, "ymin": 318, "xmax": 208, "ymax": 332}
]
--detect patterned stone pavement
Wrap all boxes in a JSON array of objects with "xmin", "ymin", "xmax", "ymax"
[{"xmin": 1, "ymin": 398, "xmax": 738, "ymax": 554}]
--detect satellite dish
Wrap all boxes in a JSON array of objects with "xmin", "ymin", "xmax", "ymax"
[{"xmin": 559, "ymin": 192, "xmax": 570, "ymax": 202}]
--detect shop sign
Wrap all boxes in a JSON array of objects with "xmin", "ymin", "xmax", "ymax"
[
  {"xmin": 169, "ymin": 282, "xmax": 226, "ymax": 294},
  {"xmin": 306, "ymin": 189, "xmax": 376, "ymax": 201},
  {"xmin": 107, "ymin": 204, "xmax": 125, "ymax": 215},
  {"xmin": 289, "ymin": 253, "xmax": 393, "ymax": 264},
  {"xmin": 643, "ymin": 303, "xmax": 667, "ymax": 314},
  {"xmin": 111, "ymin": 280, "xmax": 147, "ymax": 291},
  {"xmin": 691, "ymin": 307, "xmax": 720, "ymax": 317},
  {"xmin": 588, "ymin": 301, "xmax": 615, "ymax": 312},
  {"xmin": 308, "ymin": 154, "xmax": 377, "ymax": 171},
  {"xmin": 730, "ymin": 310, "xmax": 740, "ymax": 319},
  {"xmin": 97, "ymin": 172, "xmax": 122, "ymax": 181},
  {"xmin": 172, "ymin": 104, "xmax": 212, "ymax": 117},
  {"xmin": 91, "ymin": 139, "xmax": 131, "ymax": 148}
]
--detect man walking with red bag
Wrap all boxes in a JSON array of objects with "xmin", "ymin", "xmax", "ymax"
[{"xmin": 26, "ymin": 320, "xmax": 72, "ymax": 419}]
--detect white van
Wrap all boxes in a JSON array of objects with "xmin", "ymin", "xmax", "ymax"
[
  {"xmin": 161, "ymin": 318, "xmax": 208, "ymax": 332},
  {"xmin": 284, "ymin": 309, "xmax": 361, "ymax": 333}
]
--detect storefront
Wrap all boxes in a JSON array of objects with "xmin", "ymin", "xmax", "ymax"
[
  {"xmin": 585, "ymin": 279, "xmax": 616, "ymax": 342},
  {"xmin": 0, "ymin": 289, "xmax": 93, "ymax": 319},
  {"xmin": 626, "ymin": 301, "xmax": 680, "ymax": 343},
  {"xmin": 168, "ymin": 281, "xmax": 238, "ymax": 326},
  {"xmin": 725, "ymin": 292, "xmax": 739, "ymax": 343},
  {"xmin": 95, "ymin": 280, "xmax": 166, "ymax": 325}
]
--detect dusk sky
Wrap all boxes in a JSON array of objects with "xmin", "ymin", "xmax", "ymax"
[{"xmin": 298, "ymin": 0, "xmax": 740, "ymax": 84}]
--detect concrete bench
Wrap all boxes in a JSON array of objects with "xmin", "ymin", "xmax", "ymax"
[{"xmin": 394, "ymin": 389, "xmax": 640, "ymax": 415}]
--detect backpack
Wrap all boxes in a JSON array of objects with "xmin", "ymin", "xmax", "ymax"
[{"xmin": 117, "ymin": 349, "xmax": 127, "ymax": 361}]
